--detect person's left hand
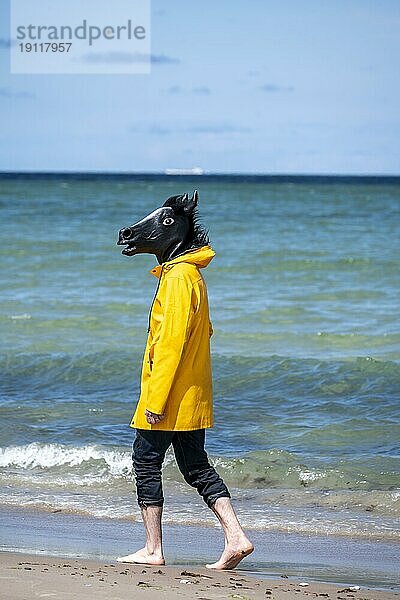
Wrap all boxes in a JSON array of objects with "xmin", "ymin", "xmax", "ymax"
[{"xmin": 145, "ymin": 410, "xmax": 165, "ymax": 425}]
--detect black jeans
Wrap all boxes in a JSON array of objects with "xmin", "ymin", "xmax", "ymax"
[{"xmin": 132, "ymin": 429, "xmax": 231, "ymax": 509}]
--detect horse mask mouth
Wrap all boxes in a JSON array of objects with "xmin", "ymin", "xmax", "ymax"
[
  {"xmin": 118, "ymin": 233, "xmax": 138, "ymax": 256},
  {"xmin": 120, "ymin": 243, "xmax": 137, "ymax": 257},
  {"xmin": 116, "ymin": 226, "xmax": 139, "ymax": 256}
]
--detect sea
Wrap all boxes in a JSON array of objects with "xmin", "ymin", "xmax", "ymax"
[{"xmin": 1, "ymin": 174, "xmax": 399, "ymax": 547}]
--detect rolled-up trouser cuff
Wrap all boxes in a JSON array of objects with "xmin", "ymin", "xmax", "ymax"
[
  {"xmin": 206, "ymin": 491, "xmax": 231, "ymax": 509},
  {"xmin": 137, "ymin": 498, "xmax": 164, "ymax": 509}
]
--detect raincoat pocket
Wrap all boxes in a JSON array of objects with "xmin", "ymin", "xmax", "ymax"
[{"xmin": 148, "ymin": 344, "xmax": 155, "ymax": 371}]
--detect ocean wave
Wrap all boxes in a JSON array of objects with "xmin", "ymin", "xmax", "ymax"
[
  {"xmin": 1, "ymin": 443, "xmax": 399, "ymax": 497},
  {"xmin": 211, "ymin": 450, "xmax": 400, "ymax": 493},
  {"xmin": 0, "ymin": 350, "xmax": 139, "ymax": 392},
  {"xmin": 0, "ymin": 442, "xmax": 132, "ymax": 477},
  {"xmin": 1, "ymin": 351, "xmax": 399, "ymax": 393}
]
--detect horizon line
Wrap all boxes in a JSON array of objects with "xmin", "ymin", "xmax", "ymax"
[{"xmin": 1, "ymin": 170, "xmax": 400, "ymax": 180}]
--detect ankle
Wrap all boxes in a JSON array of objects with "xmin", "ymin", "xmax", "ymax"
[
  {"xmin": 224, "ymin": 528, "xmax": 248, "ymax": 543},
  {"xmin": 146, "ymin": 544, "xmax": 163, "ymax": 557},
  {"xmin": 225, "ymin": 534, "xmax": 252, "ymax": 548}
]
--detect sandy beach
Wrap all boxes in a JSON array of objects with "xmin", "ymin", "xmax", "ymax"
[
  {"xmin": 1, "ymin": 551, "xmax": 399, "ymax": 600},
  {"xmin": 1, "ymin": 505, "xmax": 400, "ymax": 599}
]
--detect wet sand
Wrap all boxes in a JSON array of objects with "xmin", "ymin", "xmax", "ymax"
[
  {"xmin": 2, "ymin": 551, "xmax": 400, "ymax": 600},
  {"xmin": 1, "ymin": 504, "xmax": 400, "ymax": 598}
]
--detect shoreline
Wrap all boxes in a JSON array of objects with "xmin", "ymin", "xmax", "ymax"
[
  {"xmin": 1, "ymin": 552, "xmax": 399, "ymax": 600},
  {"xmin": 1, "ymin": 505, "xmax": 399, "ymax": 593},
  {"xmin": 2, "ymin": 497, "xmax": 398, "ymax": 543}
]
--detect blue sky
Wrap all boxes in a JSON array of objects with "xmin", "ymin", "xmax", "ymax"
[{"xmin": 0, "ymin": 0, "xmax": 399, "ymax": 174}]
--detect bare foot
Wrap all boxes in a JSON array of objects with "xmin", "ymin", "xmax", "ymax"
[
  {"xmin": 206, "ymin": 540, "xmax": 254, "ymax": 570},
  {"xmin": 117, "ymin": 547, "xmax": 165, "ymax": 566}
]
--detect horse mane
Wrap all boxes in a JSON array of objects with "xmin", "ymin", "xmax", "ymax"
[{"xmin": 163, "ymin": 194, "xmax": 210, "ymax": 248}]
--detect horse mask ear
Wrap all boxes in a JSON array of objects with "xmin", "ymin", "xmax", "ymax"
[
  {"xmin": 182, "ymin": 190, "xmax": 198, "ymax": 214},
  {"xmin": 162, "ymin": 191, "xmax": 199, "ymax": 216}
]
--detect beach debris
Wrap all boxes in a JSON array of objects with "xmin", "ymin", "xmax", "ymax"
[
  {"xmin": 280, "ymin": 574, "xmax": 289, "ymax": 578},
  {"xmin": 338, "ymin": 586, "xmax": 361, "ymax": 593},
  {"xmin": 154, "ymin": 569, "xmax": 164, "ymax": 574},
  {"xmin": 231, "ymin": 584, "xmax": 252, "ymax": 591},
  {"xmin": 181, "ymin": 570, "xmax": 202, "ymax": 577},
  {"xmin": 137, "ymin": 581, "xmax": 150, "ymax": 587},
  {"xmin": 299, "ymin": 582, "xmax": 309, "ymax": 586},
  {"xmin": 179, "ymin": 579, "xmax": 193, "ymax": 584},
  {"xmin": 265, "ymin": 591, "xmax": 272, "ymax": 596}
]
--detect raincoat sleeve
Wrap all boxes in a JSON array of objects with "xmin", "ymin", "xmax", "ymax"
[{"xmin": 146, "ymin": 275, "xmax": 193, "ymax": 416}]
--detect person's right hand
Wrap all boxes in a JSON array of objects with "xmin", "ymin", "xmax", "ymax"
[{"xmin": 145, "ymin": 409, "xmax": 165, "ymax": 425}]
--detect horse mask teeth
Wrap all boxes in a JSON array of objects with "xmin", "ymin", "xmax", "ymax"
[
  {"xmin": 117, "ymin": 190, "xmax": 209, "ymax": 264},
  {"xmin": 121, "ymin": 244, "xmax": 137, "ymax": 256}
]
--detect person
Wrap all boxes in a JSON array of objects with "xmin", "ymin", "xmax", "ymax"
[{"xmin": 116, "ymin": 191, "xmax": 254, "ymax": 569}]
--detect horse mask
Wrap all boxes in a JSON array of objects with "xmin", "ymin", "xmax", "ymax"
[{"xmin": 117, "ymin": 190, "xmax": 209, "ymax": 264}]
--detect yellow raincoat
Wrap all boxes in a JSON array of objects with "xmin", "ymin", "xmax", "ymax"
[{"xmin": 131, "ymin": 245, "xmax": 215, "ymax": 431}]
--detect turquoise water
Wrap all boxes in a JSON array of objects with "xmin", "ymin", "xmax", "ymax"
[{"xmin": 0, "ymin": 176, "xmax": 399, "ymax": 540}]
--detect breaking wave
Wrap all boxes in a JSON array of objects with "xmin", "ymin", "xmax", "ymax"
[{"xmin": 1, "ymin": 443, "xmax": 399, "ymax": 496}]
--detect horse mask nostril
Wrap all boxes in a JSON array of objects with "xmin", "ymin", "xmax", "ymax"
[{"xmin": 122, "ymin": 227, "xmax": 133, "ymax": 240}]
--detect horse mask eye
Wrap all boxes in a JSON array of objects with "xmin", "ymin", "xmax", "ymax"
[{"xmin": 163, "ymin": 217, "xmax": 174, "ymax": 226}]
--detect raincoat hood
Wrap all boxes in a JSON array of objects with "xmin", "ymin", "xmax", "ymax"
[{"xmin": 150, "ymin": 245, "xmax": 215, "ymax": 278}]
